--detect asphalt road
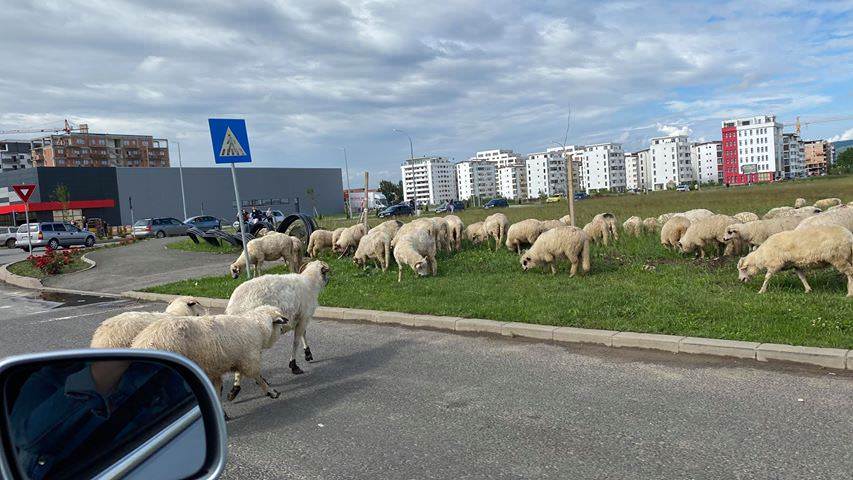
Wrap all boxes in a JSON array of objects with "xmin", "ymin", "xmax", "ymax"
[{"xmin": 0, "ymin": 283, "xmax": 850, "ymax": 479}]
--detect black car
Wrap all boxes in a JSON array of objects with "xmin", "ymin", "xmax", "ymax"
[
  {"xmin": 483, "ymin": 198, "xmax": 509, "ymax": 209},
  {"xmin": 377, "ymin": 204, "xmax": 414, "ymax": 218},
  {"xmin": 435, "ymin": 200, "xmax": 465, "ymax": 213}
]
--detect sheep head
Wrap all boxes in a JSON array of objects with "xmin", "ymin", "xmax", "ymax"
[
  {"xmin": 413, "ymin": 259, "xmax": 430, "ymax": 276},
  {"xmin": 229, "ymin": 262, "xmax": 243, "ymax": 279},
  {"xmin": 300, "ymin": 260, "xmax": 331, "ymax": 285},
  {"xmin": 737, "ymin": 255, "xmax": 760, "ymax": 283},
  {"xmin": 520, "ymin": 254, "xmax": 538, "ymax": 271},
  {"xmin": 722, "ymin": 225, "xmax": 741, "ymax": 243}
]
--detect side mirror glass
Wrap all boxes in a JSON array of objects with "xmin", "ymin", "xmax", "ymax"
[{"xmin": 0, "ymin": 350, "xmax": 227, "ymax": 480}]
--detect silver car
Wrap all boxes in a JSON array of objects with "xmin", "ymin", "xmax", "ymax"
[
  {"xmin": 1, "ymin": 226, "xmax": 17, "ymax": 249},
  {"xmin": 133, "ymin": 217, "xmax": 190, "ymax": 238},
  {"xmin": 15, "ymin": 222, "xmax": 96, "ymax": 251}
]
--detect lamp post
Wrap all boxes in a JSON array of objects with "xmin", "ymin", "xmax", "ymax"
[
  {"xmin": 174, "ymin": 141, "xmax": 188, "ymax": 220},
  {"xmin": 341, "ymin": 147, "xmax": 353, "ymax": 219},
  {"xmin": 393, "ymin": 129, "xmax": 419, "ymax": 215}
]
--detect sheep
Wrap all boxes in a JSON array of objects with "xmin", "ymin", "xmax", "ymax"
[
  {"xmin": 465, "ymin": 221, "xmax": 486, "ymax": 244},
  {"xmin": 333, "ymin": 223, "xmax": 368, "ymax": 256},
  {"xmin": 373, "ymin": 219, "xmax": 403, "ymax": 237},
  {"xmin": 583, "ymin": 218, "xmax": 612, "ymax": 246},
  {"xmin": 813, "ymin": 198, "xmax": 842, "ymax": 210},
  {"xmin": 331, "ymin": 227, "xmax": 346, "ymax": 247},
  {"xmin": 483, "ymin": 213, "xmax": 509, "ymax": 251},
  {"xmin": 520, "ymin": 226, "xmax": 591, "ymax": 276},
  {"xmin": 353, "ymin": 230, "xmax": 392, "ymax": 271},
  {"xmin": 226, "ymin": 261, "xmax": 330, "ymax": 388},
  {"xmin": 796, "ymin": 205, "xmax": 853, "ymax": 231},
  {"xmin": 308, "ymin": 229, "xmax": 334, "ymax": 257},
  {"xmin": 593, "ymin": 213, "xmax": 619, "ymax": 241},
  {"xmin": 678, "ymin": 214, "xmax": 739, "ymax": 258},
  {"xmin": 643, "ymin": 217, "xmax": 659, "ymax": 233},
  {"xmin": 660, "ymin": 215, "xmax": 691, "ymax": 250},
  {"xmin": 229, "ymin": 232, "xmax": 302, "ymax": 278},
  {"xmin": 558, "ymin": 214, "xmax": 573, "ymax": 225},
  {"xmin": 444, "ymin": 215, "xmax": 465, "ymax": 251},
  {"xmin": 427, "ymin": 217, "xmax": 452, "ymax": 252},
  {"xmin": 540, "ymin": 219, "xmax": 565, "ymax": 231},
  {"xmin": 255, "ymin": 227, "xmax": 270, "ymax": 237},
  {"xmin": 794, "ymin": 198, "xmax": 808, "ymax": 208},
  {"xmin": 131, "ymin": 305, "xmax": 291, "ymax": 404},
  {"xmin": 733, "ymin": 212, "xmax": 759, "ymax": 223},
  {"xmin": 657, "ymin": 212, "xmax": 678, "ymax": 225},
  {"xmin": 392, "ymin": 218, "xmax": 435, "ymax": 248},
  {"xmin": 506, "ymin": 219, "xmax": 547, "ymax": 254},
  {"xmin": 737, "ymin": 225, "xmax": 853, "ymax": 296},
  {"xmin": 681, "ymin": 209, "xmax": 715, "ymax": 221},
  {"xmin": 722, "ymin": 215, "xmax": 806, "ymax": 248},
  {"xmin": 394, "ymin": 228, "xmax": 437, "ymax": 282},
  {"xmin": 91, "ymin": 297, "xmax": 206, "ymax": 349},
  {"xmin": 622, "ymin": 216, "xmax": 643, "ymax": 237}
]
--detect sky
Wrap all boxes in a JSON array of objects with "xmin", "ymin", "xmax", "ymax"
[{"xmin": 1, "ymin": 0, "xmax": 852, "ymax": 186}]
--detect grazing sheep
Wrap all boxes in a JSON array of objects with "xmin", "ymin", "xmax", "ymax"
[
  {"xmin": 681, "ymin": 209, "xmax": 715, "ymax": 221},
  {"xmin": 643, "ymin": 217, "xmax": 659, "ymax": 233},
  {"xmin": 813, "ymin": 198, "xmax": 842, "ymax": 210},
  {"xmin": 622, "ymin": 216, "xmax": 643, "ymax": 237},
  {"xmin": 794, "ymin": 198, "xmax": 808, "ymax": 208},
  {"xmin": 394, "ymin": 228, "xmax": 437, "ymax": 282},
  {"xmin": 444, "ymin": 215, "xmax": 465, "ymax": 251},
  {"xmin": 506, "ymin": 219, "xmax": 547, "ymax": 254},
  {"xmin": 660, "ymin": 215, "xmax": 691, "ymax": 250},
  {"xmin": 593, "ymin": 213, "xmax": 619, "ymax": 241},
  {"xmin": 353, "ymin": 230, "xmax": 392, "ymax": 271},
  {"xmin": 428, "ymin": 217, "xmax": 452, "ymax": 252},
  {"xmin": 678, "ymin": 214, "xmax": 739, "ymax": 258},
  {"xmin": 763, "ymin": 206, "xmax": 793, "ymax": 219},
  {"xmin": 796, "ymin": 205, "xmax": 853, "ymax": 231},
  {"xmin": 465, "ymin": 221, "xmax": 486, "ymax": 244},
  {"xmin": 392, "ymin": 218, "xmax": 435, "ymax": 248},
  {"xmin": 722, "ymin": 215, "xmax": 806, "ymax": 248},
  {"xmin": 331, "ymin": 227, "xmax": 346, "ymax": 247},
  {"xmin": 131, "ymin": 305, "xmax": 291, "ymax": 403},
  {"xmin": 828, "ymin": 203, "xmax": 847, "ymax": 211},
  {"xmin": 733, "ymin": 212, "xmax": 760, "ymax": 223},
  {"xmin": 540, "ymin": 219, "xmax": 565, "ymax": 231},
  {"xmin": 373, "ymin": 219, "xmax": 403, "ymax": 237},
  {"xmin": 657, "ymin": 212, "xmax": 678, "ymax": 225},
  {"xmin": 226, "ymin": 261, "xmax": 330, "ymax": 386},
  {"xmin": 333, "ymin": 223, "xmax": 368, "ymax": 256},
  {"xmin": 520, "ymin": 226, "xmax": 591, "ymax": 276},
  {"xmin": 737, "ymin": 225, "xmax": 853, "ymax": 296},
  {"xmin": 558, "ymin": 214, "xmax": 573, "ymax": 225},
  {"xmin": 230, "ymin": 232, "xmax": 302, "ymax": 278},
  {"xmin": 583, "ymin": 218, "xmax": 612, "ymax": 246},
  {"xmin": 308, "ymin": 229, "xmax": 334, "ymax": 258},
  {"xmin": 763, "ymin": 206, "xmax": 822, "ymax": 219},
  {"xmin": 483, "ymin": 213, "xmax": 509, "ymax": 251},
  {"xmin": 91, "ymin": 297, "xmax": 206, "ymax": 349}
]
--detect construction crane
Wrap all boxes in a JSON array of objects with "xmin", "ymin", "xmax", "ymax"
[
  {"xmin": 791, "ymin": 115, "xmax": 853, "ymax": 136},
  {"xmin": 0, "ymin": 119, "xmax": 84, "ymax": 136}
]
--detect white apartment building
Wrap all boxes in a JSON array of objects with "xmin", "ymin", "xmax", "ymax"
[
  {"xmin": 525, "ymin": 151, "xmax": 567, "ymax": 199},
  {"xmin": 624, "ymin": 149, "xmax": 649, "ymax": 191},
  {"xmin": 0, "ymin": 140, "xmax": 33, "ymax": 171},
  {"xmin": 690, "ymin": 141, "xmax": 722, "ymax": 184},
  {"xmin": 455, "ymin": 160, "xmax": 497, "ymax": 201},
  {"xmin": 546, "ymin": 146, "xmax": 584, "ymax": 192},
  {"xmin": 497, "ymin": 165, "xmax": 527, "ymax": 200},
  {"xmin": 649, "ymin": 135, "xmax": 693, "ymax": 190},
  {"xmin": 782, "ymin": 133, "xmax": 806, "ymax": 179},
  {"xmin": 476, "ymin": 149, "xmax": 525, "ymax": 168},
  {"xmin": 400, "ymin": 156, "xmax": 458, "ymax": 206},
  {"xmin": 577, "ymin": 143, "xmax": 626, "ymax": 192},
  {"xmin": 721, "ymin": 114, "xmax": 783, "ymax": 184}
]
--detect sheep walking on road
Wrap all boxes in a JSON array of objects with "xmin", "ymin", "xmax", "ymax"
[
  {"xmin": 354, "ymin": 230, "xmax": 392, "ymax": 272},
  {"xmin": 444, "ymin": 215, "xmax": 465, "ymax": 251},
  {"xmin": 520, "ymin": 226, "xmax": 590, "ymax": 276},
  {"xmin": 483, "ymin": 213, "xmax": 509, "ymax": 251},
  {"xmin": 91, "ymin": 297, "xmax": 206, "ymax": 348},
  {"xmin": 737, "ymin": 225, "xmax": 853, "ymax": 296},
  {"xmin": 394, "ymin": 228, "xmax": 437, "ymax": 282},
  {"xmin": 230, "ymin": 232, "xmax": 303, "ymax": 278},
  {"xmin": 308, "ymin": 229, "xmax": 334, "ymax": 258}
]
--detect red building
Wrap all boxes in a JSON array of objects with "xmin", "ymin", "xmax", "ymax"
[{"xmin": 720, "ymin": 115, "xmax": 782, "ymax": 185}]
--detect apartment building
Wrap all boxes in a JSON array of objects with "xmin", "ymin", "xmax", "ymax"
[
  {"xmin": 781, "ymin": 133, "xmax": 806, "ymax": 179},
  {"xmin": 475, "ymin": 149, "xmax": 525, "ymax": 168},
  {"xmin": 0, "ymin": 140, "xmax": 33, "ymax": 172},
  {"xmin": 649, "ymin": 135, "xmax": 693, "ymax": 190},
  {"xmin": 720, "ymin": 115, "xmax": 783, "ymax": 185},
  {"xmin": 577, "ymin": 143, "xmax": 626, "ymax": 192},
  {"xmin": 546, "ymin": 146, "xmax": 584, "ymax": 192},
  {"xmin": 690, "ymin": 141, "xmax": 722, "ymax": 184},
  {"xmin": 456, "ymin": 160, "xmax": 497, "ymax": 201},
  {"xmin": 803, "ymin": 140, "xmax": 834, "ymax": 177},
  {"xmin": 624, "ymin": 149, "xmax": 649, "ymax": 191},
  {"xmin": 497, "ymin": 165, "xmax": 527, "ymax": 200},
  {"xmin": 30, "ymin": 125, "xmax": 170, "ymax": 168},
  {"xmin": 400, "ymin": 156, "xmax": 458, "ymax": 206},
  {"xmin": 525, "ymin": 151, "xmax": 567, "ymax": 199}
]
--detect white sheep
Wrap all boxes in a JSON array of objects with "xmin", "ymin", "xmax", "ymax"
[
  {"xmin": 131, "ymin": 305, "xmax": 291, "ymax": 403},
  {"xmin": 794, "ymin": 198, "xmax": 808, "ymax": 208},
  {"xmin": 520, "ymin": 226, "xmax": 591, "ymax": 276},
  {"xmin": 796, "ymin": 205, "xmax": 853, "ymax": 231},
  {"xmin": 353, "ymin": 230, "xmax": 392, "ymax": 271},
  {"xmin": 394, "ymin": 227, "xmax": 437, "ymax": 282},
  {"xmin": 593, "ymin": 213, "xmax": 619, "ymax": 241},
  {"xmin": 483, "ymin": 213, "xmax": 509, "ymax": 251},
  {"xmin": 444, "ymin": 215, "xmax": 465, "ymax": 251},
  {"xmin": 255, "ymin": 227, "xmax": 270, "ymax": 237},
  {"xmin": 813, "ymin": 198, "xmax": 842, "ymax": 210},
  {"xmin": 373, "ymin": 219, "xmax": 403, "ymax": 237},
  {"xmin": 657, "ymin": 212, "xmax": 678, "ymax": 225},
  {"xmin": 333, "ymin": 223, "xmax": 368, "ymax": 256},
  {"xmin": 391, "ymin": 218, "xmax": 435, "ymax": 248},
  {"xmin": 737, "ymin": 225, "xmax": 853, "ymax": 296},
  {"xmin": 505, "ymin": 219, "xmax": 547, "ymax": 254},
  {"xmin": 91, "ymin": 297, "xmax": 206, "ymax": 349},
  {"xmin": 428, "ymin": 217, "xmax": 452, "ymax": 252},
  {"xmin": 678, "ymin": 214, "xmax": 739, "ymax": 258},
  {"xmin": 230, "ymin": 232, "xmax": 303, "ymax": 278},
  {"xmin": 331, "ymin": 227, "xmax": 346, "ymax": 247},
  {"xmin": 225, "ymin": 261, "xmax": 330, "ymax": 389},
  {"xmin": 583, "ymin": 218, "xmax": 612, "ymax": 246},
  {"xmin": 622, "ymin": 216, "xmax": 643, "ymax": 237},
  {"xmin": 764, "ymin": 206, "xmax": 820, "ymax": 219},
  {"xmin": 660, "ymin": 215, "xmax": 691, "ymax": 250},
  {"xmin": 465, "ymin": 221, "xmax": 486, "ymax": 244},
  {"xmin": 763, "ymin": 206, "xmax": 793, "ymax": 219},
  {"xmin": 307, "ymin": 229, "xmax": 334, "ymax": 258},
  {"xmin": 722, "ymin": 215, "xmax": 805, "ymax": 247},
  {"xmin": 643, "ymin": 217, "xmax": 659, "ymax": 233},
  {"xmin": 733, "ymin": 212, "xmax": 759, "ymax": 223},
  {"xmin": 682, "ymin": 209, "xmax": 715, "ymax": 221}
]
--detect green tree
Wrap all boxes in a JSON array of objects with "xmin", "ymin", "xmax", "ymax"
[
  {"xmin": 51, "ymin": 184, "xmax": 72, "ymax": 221},
  {"xmin": 378, "ymin": 180, "xmax": 403, "ymax": 204},
  {"xmin": 831, "ymin": 148, "xmax": 853, "ymax": 174}
]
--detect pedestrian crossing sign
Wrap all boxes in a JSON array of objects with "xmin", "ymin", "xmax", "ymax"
[{"xmin": 208, "ymin": 118, "xmax": 252, "ymax": 163}]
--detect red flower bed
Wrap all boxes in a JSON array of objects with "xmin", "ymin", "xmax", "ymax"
[{"xmin": 28, "ymin": 246, "xmax": 75, "ymax": 275}]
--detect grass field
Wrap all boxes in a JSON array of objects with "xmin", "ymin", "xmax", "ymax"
[{"xmin": 145, "ymin": 175, "xmax": 853, "ymax": 348}]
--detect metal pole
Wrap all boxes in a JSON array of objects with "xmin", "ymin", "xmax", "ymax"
[
  {"xmin": 567, "ymin": 154, "xmax": 575, "ymax": 227},
  {"xmin": 24, "ymin": 202, "xmax": 32, "ymax": 253},
  {"xmin": 176, "ymin": 141, "xmax": 188, "ymax": 220},
  {"xmin": 342, "ymin": 147, "xmax": 353, "ymax": 219},
  {"xmin": 362, "ymin": 171, "xmax": 369, "ymax": 231},
  {"xmin": 129, "ymin": 196, "xmax": 135, "ymax": 227},
  {"xmin": 230, "ymin": 162, "xmax": 251, "ymax": 280},
  {"xmin": 394, "ymin": 129, "xmax": 419, "ymax": 215}
]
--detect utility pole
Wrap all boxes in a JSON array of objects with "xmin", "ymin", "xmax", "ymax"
[
  {"xmin": 341, "ymin": 147, "xmax": 353, "ymax": 219},
  {"xmin": 394, "ymin": 129, "xmax": 419, "ymax": 215},
  {"xmin": 551, "ymin": 112, "xmax": 576, "ymax": 226}
]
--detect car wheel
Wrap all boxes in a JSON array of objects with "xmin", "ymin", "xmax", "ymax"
[
  {"xmin": 156, "ymin": 230, "xmax": 166, "ymax": 238},
  {"xmin": 5, "ymin": 238, "xmax": 14, "ymax": 249},
  {"xmin": 84, "ymin": 236, "xmax": 95, "ymax": 247},
  {"xmin": 48, "ymin": 238, "xmax": 60, "ymax": 250}
]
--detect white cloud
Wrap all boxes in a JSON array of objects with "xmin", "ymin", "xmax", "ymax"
[
  {"xmin": 829, "ymin": 128, "xmax": 853, "ymax": 142},
  {"xmin": 137, "ymin": 56, "xmax": 165, "ymax": 72},
  {"xmin": 656, "ymin": 123, "xmax": 692, "ymax": 137}
]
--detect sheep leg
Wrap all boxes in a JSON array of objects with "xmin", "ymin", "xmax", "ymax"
[
  {"xmin": 255, "ymin": 375, "xmax": 280, "ymax": 399},
  {"xmin": 758, "ymin": 270, "xmax": 776, "ymax": 294},
  {"xmin": 550, "ymin": 263, "xmax": 557, "ymax": 275},
  {"xmin": 793, "ymin": 268, "xmax": 812, "ymax": 293},
  {"xmin": 429, "ymin": 255, "xmax": 437, "ymax": 275},
  {"xmin": 397, "ymin": 264, "xmax": 403, "ymax": 282},
  {"xmin": 289, "ymin": 331, "xmax": 304, "ymax": 374},
  {"xmin": 569, "ymin": 260, "xmax": 578, "ymax": 277},
  {"xmin": 226, "ymin": 372, "xmax": 242, "ymax": 402},
  {"xmin": 847, "ymin": 273, "xmax": 853, "ymax": 297}
]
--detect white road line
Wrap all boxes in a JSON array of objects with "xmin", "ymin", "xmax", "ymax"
[
  {"xmin": 31, "ymin": 305, "xmax": 153, "ymax": 324},
  {"xmin": 0, "ymin": 305, "xmax": 11, "ymax": 309}
]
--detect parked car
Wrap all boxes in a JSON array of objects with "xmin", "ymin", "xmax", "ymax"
[
  {"xmin": 231, "ymin": 209, "xmax": 284, "ymax": 230},
  {"xmin": 377, "ymin": 204, "xmax": 414, "ymax": 218},
  {"xmin": 573, "ymin": 192, "xmax": 589, "ymax": 200},
  {"xmin": 15, "ymin": 222, "xmax": 96, "ymax": 251},
  {"xmin": 434, "ymin": 200, "xmax": 465, "ymax": 213},
  {"xmin": 483, "ymin": 198, "xmax": 509, "ymax": 209},
  {"xmin": 185, "ymin": 215, "xmax": 222, "ymax": 231},
  {"xmin": 133, "ymin": 218, "xmax": 190, "ymax": 239},
  {"xmin": 676, "ymin": 184, "xmax": 691, "ymax": 192},
  {"xmin": 1, "ymin": 226, "xmax": 17, "ymax": 249},
  {"xmin": 545, "ymin": 194, "xmax": 563, "ymax": 203}
]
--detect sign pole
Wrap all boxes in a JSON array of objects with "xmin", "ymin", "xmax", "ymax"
[
  {"xmin": 231, "ymin": 162, "xmax": 251, "ymax": 280},
  {"xmin": 24, "ymin": 202, "xmax": 32, "ymax": 253}
]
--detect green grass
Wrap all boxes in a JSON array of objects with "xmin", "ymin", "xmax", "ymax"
[
  {"xmin": 166, "ymin": 238, "xmax": 240, "ymax": 254},
  {"xmin": 144, "ymin": 175, "xmax": 853, "ymax": 348},
  {"xmin": 7, "ymin": 255, "xmax": 90, "ymax": 280}
]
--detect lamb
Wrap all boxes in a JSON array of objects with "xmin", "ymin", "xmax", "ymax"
[
  {"xmin": 737, "ymin": 225, "xmax": 853, "ymax": 296},
  {"xmin": 722, "ymin": 215, "xmax": 806, "ymax": 248},
  {"xmin": 794, "ymin": 198, "xmax": 808, "ymax": 208},
  {"xmin": 465, "ymin": 221, "xmax": 486, "ymax": 244},
  {"xmin": 307, "ymin": 229, "xmax": 334, "ymax": 257},
  {"xmin": 506, "ymin": 219, "xmax": 547, "ymax": 254},
  {"xmin": 660, "ymin": 215, "xmax": 691, "ymax": 250},
  {"xmin": 90, "ymin": 297, "xmax": 206, "ymax": 349},
  {"xmin": 520, "ymin": 226, "xmax": 591, "ymax": 276},
  {"xmin": 622, "ymin": 216, "xmax": 643, "ymax": 237},
  {"xmin": 229, "ymin": 232, "xmax": 302, "ymax": 278},
  {"xmin": 593, "ymin": 213, "xmax": 619, "ymax": 241},
  {"xmin": 678, "ymin": 214, "xmax": 739, "ymax": 258},
  {"xmin": 813, "ymin": 198, "xmax": 842, "ymax": 210},
  {"xmin": 583, "ymin": 217, "xmax": 612, "ymax": 246},
  {"xmin": 643, "ymin": 217, "xmax": 659, "ymax": 233},
  {"xmin": 353, "ymin": 230, "xmax": 392, "ymax": 271},
  {"xmin": 131, "ymin": 305, "xmax": 291, "ymax": 404},
  {"xmin": 733, "ymin": 212, "xmax": 759, "ymax": 223},
  {"xmin": 373, "ymin": 219, "xmax": 403, "ymax": 237},
  {"xmin": 226, "ymin": 261, "xmax": 330, "ymax": 389},
  {"xmin": 427, "ymin": 217, "xmax": 452, "ymax": 252},
  {"xmin": 333, "ymin": 223, "xmax": 368, "ymax": 256},
  {"xmin": 483, "ymin": 213, "xmax": 509, "ymax": 251},
  {"xmin": 394, "ymin": 228, "xmax": 437, "ymax": 282},
  {"xmin": 796, "ymin": 205, "xmax": 853, "ymax": 231},
  {"xmin": 444, "ymin": 215, "xmax": 465, "ymax": 251}
]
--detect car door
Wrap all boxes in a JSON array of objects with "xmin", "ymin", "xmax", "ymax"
[
  {"xmin": 170, "ymin": 218, "xmax": 188, "ymax": 235},
  {"xmin": 66, "ymin": 223, "xmax": 85, "ymax": 244},
  {"xmin": 50, "ymin": 223, "xmax": 69, "ymax": 246}
]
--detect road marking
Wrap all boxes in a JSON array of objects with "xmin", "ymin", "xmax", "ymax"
[
  {"xmin": 0, "ymin": 305, "xmax": 11, "ymax": 309},
  {"xmin": 31, "ymin": 304, "xmax": 152, "ymax": 324}
]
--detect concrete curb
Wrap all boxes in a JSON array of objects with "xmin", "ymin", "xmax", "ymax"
[
  {"xmin": 119, "ymin": 291, "xmax": 852, "ymax": 372},
  {"xmin": 0, "ymin": 263, "xmax": 44, "ymax": 290}
]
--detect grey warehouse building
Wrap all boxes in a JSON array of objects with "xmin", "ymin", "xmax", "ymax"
[{"xmin": 0, "ymin": 167, "xmax": 343, "ymax": 226}]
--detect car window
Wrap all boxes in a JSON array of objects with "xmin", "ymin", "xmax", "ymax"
[
  {"xmin": 53, "ymin": 224, "xmax": 67, "ymax": 232},
  {"xmin": 133, "ymin": 220, "xmax": 148, "ymax": 227},
  {"xmin": 67, "ymin": 224, "xmax": 80, "ymax": 232},
  {"xmin": 170, "ymin": 219, "xmax": 183, "ymax": 225},
  {"xmin": 152, "ymin": 219, "xmax": 163, "ymax": 226},
  {"xmin": 41, "ymin": 224, "xmax": 54, "ymax": 232}
]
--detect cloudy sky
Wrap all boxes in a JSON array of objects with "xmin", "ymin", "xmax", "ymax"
[{"xmin": 1, "ymin": 0, "xmax": 852, "ymax": 185}]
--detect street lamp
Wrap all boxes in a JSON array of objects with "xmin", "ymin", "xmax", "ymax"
[
  {"xmin": 340, "ymin": 147, "xmax": 353, "ymax": 219},
  {"xmin": 393, "ymin": 128, "xmax": 419, "ymax": 215},
  {"xmin": 174, "ymin": 141, "xmax": 188, "ymax": 220},
  {"xmin": 551, "ymin": 141, "xmax": 575, "ymax": 227}
]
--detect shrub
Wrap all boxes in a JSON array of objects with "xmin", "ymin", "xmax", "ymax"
[{"xmin": 27, "ymin": 246, "xmax": 74, "ymax": 275}]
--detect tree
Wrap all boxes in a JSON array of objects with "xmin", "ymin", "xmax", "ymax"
[
  {"xmin": 378, "ymin": 180, "xmax": 403, "ymax": 204},
  {"xmin": 52, "ymin": 184, "xmax": 72, "ymax": 222},
  {"xmin": 831, "ymin": 148, "xmax": 853, "ymax": 175}
]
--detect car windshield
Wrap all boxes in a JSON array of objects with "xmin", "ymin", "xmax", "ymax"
[
  {"xmin": 133, "ymin": 220, "xmax": 149, "ymax": 227},
  {"xmin": 17, "ymin": 224, "xmax": 38, "ymax": 233}
]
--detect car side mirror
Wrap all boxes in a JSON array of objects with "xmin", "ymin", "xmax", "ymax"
[{"xmin": 0, "ymin": 349, "xmax": 227, "ymax": 480}]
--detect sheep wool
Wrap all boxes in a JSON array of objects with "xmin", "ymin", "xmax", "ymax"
[
  {"xmin": 520, "ymin": 226, "xmax": 590, "ymax": 276},
  {"xmin": 230, "ymin": 232, "xmax": 302, "ymax": 278},
  {"xmin": 373, "ymin": 220, "xmax": 403, "ymax": 238},
  {"xmin": 427, "ymin": 217, "xmax": 452, "ymax": 252},
  {"xmin": 657, "ymin": 212, "xmax": 678, "ymax": 225},
  {"xmin": 722, "ymin": 215, "xmax": 806, "ymax": 248},
  {"xmin": 353, "ymin": 230, "xmax": 392, "ymax": 271},
  {"xmin": 505, "ymin": 219, "xmax": 546, "ymax": 254},
  {"xmin": 444, "ymin": 215, "xmax": 465, "ymax": 251},
  {"xmin": 308, "ymin": 229, "xmax": 334, "ymax": 258},
  {"xmin": 678, "ymin": 214, "xmax": 739, "ymax": 258},
  {"xmin": 643, "ymin": 217, "xmax": 659, "ymax": 233},
  {"xmin": 392, "ymin": 218, "xmax": 435, "ymax": 248},
  {"xmin": 796, "ymin": 205, "xmax": 853, "ymax": 232},
  {"xmin": 483, "ymin": 213, "xmax": 509, "ymax": 251},
  {"xmin": 622, "ymin": 216, "xmax": 643, "ymax": 237},
  {"xmin": 794, "ymin": 198, "xmax": 808, "ymax": 208},
  {"xmin": 394, "ymin": 228, "xmax": 437, "ymax": 282},
  {"xmin": 331, "ymin": 227, "xmax": 346, "ymax": 247},
  {"xmin": 465, "ymin": 221, "xmax": 486, "ymax": 244},
  {"xmin": 593, "ymin": 213, "xmax": 619, "ymax": 241},
  {"xmin": 660, "ymin": 216, "xmax": 691, "ymax": 249},
  {"xmin": 334, "ymin": 223, "xmax": 369, "ymax": 255},
  {"xmin": 733, "ymin": 212, "xmax": 759, "ymax": 223},
  {"xmin": 681, "ymin": 209, "xmax": 715, "ymax": 222},
  {"xmin": 813, "ymin": 198, "xmax": 842, "ymax": 210},
  {"xmin": 583, "ymin": 218, "xmax": 612, "ymax": 246},
  {"xmin": 91, "ymin": 297, "xmax": 206, "ymax": 349}
]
